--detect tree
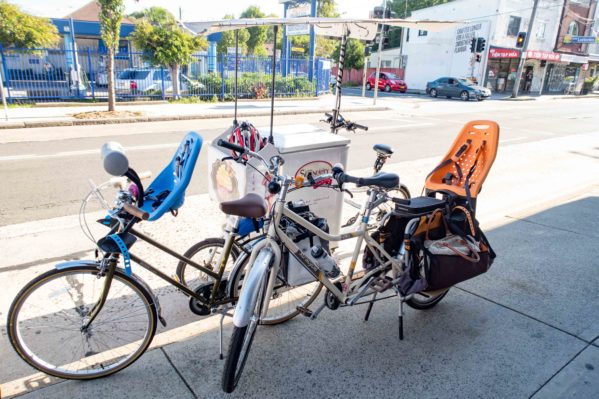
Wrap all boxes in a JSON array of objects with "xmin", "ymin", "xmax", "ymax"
[
  {"xmin": 0, "ymin": 2, "xmax": 59, "ymax": 48},
  {"xmin": 217, "ymin": 14, "xmax": 250, "ymax": 55},
  {"xmin": 98, "ymin": 0, "xmax": 125, "ymax": 112},
  {"xmin": 385, "ymin": 0, "xmax": 456, "ymax": 49},
  {"xmin": 128, "ymin": 7, "xmax": 175, "ymax": 25},
  {"xmin": 131, "ymin": 9, "xmax": 207, "ymax": 99},
  {"xmin": 239, "ymin": 5, "xmax": 267, "ymax": 55},
  {"xmin": 331, "ymin": 38, "xmax": 365, "ymax": 70}
]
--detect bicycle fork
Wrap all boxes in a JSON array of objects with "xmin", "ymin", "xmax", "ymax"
[{"xmin": 82, "ymin": 258, "xmax": 117, "ymax": 330}]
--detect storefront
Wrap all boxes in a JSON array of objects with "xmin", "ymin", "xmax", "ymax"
[
  {"xmin": 543, "ymin": 53, "xmax": 588, "ymax": 94},
  {"xmin": 485, "ymin": 47, "xmax": 521, "ymax": 93},
  {"xmin": 524, "ymin": 50, "xmax": 561, "ymax": 94}
]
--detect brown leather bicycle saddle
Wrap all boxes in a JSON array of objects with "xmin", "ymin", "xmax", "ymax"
[{"xmin": 220, "ymin": 193, "xmax": 267, "ymax": 218}]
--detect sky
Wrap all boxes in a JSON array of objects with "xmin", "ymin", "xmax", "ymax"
[{"xmin": 11, "ymin": 0, "xmax": 381, "ymax": 21}]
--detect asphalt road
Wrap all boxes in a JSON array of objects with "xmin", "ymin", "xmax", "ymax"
[{"xmin": 1, "ymin": 96, "xmax": 598, "ymax": 226}]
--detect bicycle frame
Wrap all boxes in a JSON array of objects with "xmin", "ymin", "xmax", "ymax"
[
  {"xmin": 240, "ymin": 182, "xmax": 403, "ymax": 327},
  {"xmin": 82, "ymin": 214, "xmax": 261, "ymax": 329},
  {"xmin": 274, "ymin": 188, "xmax": 402, "ymax": 304}
]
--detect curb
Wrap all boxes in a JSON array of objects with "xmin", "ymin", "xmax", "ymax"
[
  {"xmin": 0, "ymin": 106, "xmax": 391, "ymax": 130},
  {"xmin": 31, "ymin": 96, "xmax": 322, "ymax": 107}
]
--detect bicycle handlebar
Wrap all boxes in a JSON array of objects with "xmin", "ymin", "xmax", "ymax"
[
  {"xmin": 122, "ymin": 203, "xmax": 149, "ymax": 220},
  {"xmin": 217, "ymin": 139, "xmax": 246, "ymax": 155}
]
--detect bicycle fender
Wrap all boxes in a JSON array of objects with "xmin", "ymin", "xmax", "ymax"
[
  {"xmin": 233, "ymin": 248, "xmax": 273, "ymax": 328},
  {"xmin": 54, "ymin": 260, "xmax": 166, "ymax": 327},
  {"xmin": 226, "ymin": 235, "xmax": 267, "ymax": 299}
]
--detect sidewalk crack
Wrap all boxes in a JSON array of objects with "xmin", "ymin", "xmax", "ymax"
[
  {"xmin": 527, "ymin": 343, "xmax": 591, "ymax": 399},
  {"xmin": 456, "ymin": 286, "xmax": 589, "ymax": 343},
  {"xmin": 160, "ymin": 347, "xmax": 198, "ymax": 399}
]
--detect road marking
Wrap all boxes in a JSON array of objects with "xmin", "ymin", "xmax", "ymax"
[
  {"xmin": 366, "ymin": 122, "xmax": 434, "ymax": 132},
  {"xmin": 0, "ymin": 142, "xmax": 180, "ymax": 162},
  {"xmin": 500, "ymin": 136, "xmax": 528, "ymax": 144}
]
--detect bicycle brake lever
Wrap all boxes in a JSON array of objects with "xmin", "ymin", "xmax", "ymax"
[{"xmin": 222, "ymin": 156, "xmax": 247, "ymax": 165}]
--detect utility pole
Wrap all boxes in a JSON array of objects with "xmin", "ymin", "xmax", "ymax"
[
  {"xmin": 0, "ymin": 72, "xmax": 8, "ymax": 121},
  {"xmin": 373, "ymin": 0, "xmax": 387, "ymax": 106},
  {"xmin": 362, "ymin": 56, "xmax": 368, "ymax": 97},
  {"xmin": 511, "ymin": 0, "xmax": 540, "ymax": 98}
]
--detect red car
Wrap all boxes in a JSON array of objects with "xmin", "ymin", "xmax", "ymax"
[{"xmin": 366, "ymin": 72, "xmax": 407, "ymax": 93}]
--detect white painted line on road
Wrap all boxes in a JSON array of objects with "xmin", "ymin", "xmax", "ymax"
[
  {"xmin": 366, "ymin": 122, "xmax": 434, "ymax": 132},
  {"xmin": 0, "ymin": 142, "xmax": 180, "ymax": 162},
  {"xmin": 500, "ymin": 136, "xmax": 528, "ymax": 144}
]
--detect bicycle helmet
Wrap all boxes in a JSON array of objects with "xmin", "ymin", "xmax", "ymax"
[{"xmin": 228, "ymin": 121, "xmax": 266, "ymax": 158}]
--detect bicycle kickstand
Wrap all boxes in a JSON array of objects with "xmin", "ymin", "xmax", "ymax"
[
  {"xmin": 398, "ymin": 293, "xmax": 405, "ymax": 341},
  {"xmin": 219, "ymin": 312, "xmax": 226, "ymax": 360},
  {"xmin": 364, "ymin": 292, "xmax": 378, "ymax": 321}
]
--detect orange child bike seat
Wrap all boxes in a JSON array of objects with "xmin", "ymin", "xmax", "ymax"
[{"xmin": 425, "ymin": 120, "xmax": 499, "ymax": 199}]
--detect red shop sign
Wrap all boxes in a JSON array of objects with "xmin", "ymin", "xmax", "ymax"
[
  {"xmin": 489, "ymin": 47, "xmax": 520, "ymax": 59},
  {"xmin": 526, "ymin": 50, "xmax": 561, "ymax": 61}
]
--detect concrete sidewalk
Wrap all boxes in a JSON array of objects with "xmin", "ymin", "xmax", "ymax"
[
  {"xmin": 0, "ymin": 95, "xmax": 389, "ymax": 129},
  {"xmin": 1, "ymin": 132, "xmax": 598, "ymax": 398}
]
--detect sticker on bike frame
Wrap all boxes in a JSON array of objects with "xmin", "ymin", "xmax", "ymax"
[{"xmin": 109, "ymin": 234, "xmax": 132, "ymax": 276}]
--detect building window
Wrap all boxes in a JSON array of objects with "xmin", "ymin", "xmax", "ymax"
[
  {"xmin": 418, "ymin": 30, "xmax": 428, "ymax": 36},
  {"xmin": 536, "ymin": 21, "xmax": 546, "ymax": 39},
  {"xmin": 507, "ymin": 16, "xmax": 521, "ymax": 36},
  {"xmin": 567, "ymin": 21, "xmax": 579, "ymax": 36}
]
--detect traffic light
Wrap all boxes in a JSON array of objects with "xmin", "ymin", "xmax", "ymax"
[
  {"xmin": 382, "ymin": 7, "xmax": 396, "ymax": 33},
  {"xmin": 364, "ymin": 46, "xmax": 371, "ymax": 57},
  {"xmin": 372, "ymin": 6, "xmax": 384, "ymax": 18},
  {"xmin": 476, "ymin": 37, "xmax": 486, "ymax": 52},
  {"xmin": 516, "ymin": 32, "xmax": 526, "ymax": 48},
  {"xmin": 475, "ymin": 54, "xmax": 482, "ymax": 62},
  {"xmin": 470, "ymin": 38, "xmax": 476, "ymax": 53}
]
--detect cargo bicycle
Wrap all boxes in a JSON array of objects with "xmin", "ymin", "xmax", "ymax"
[{"xmin": 215, "ymin": 140, "xmax": 448, "ymax": 392}]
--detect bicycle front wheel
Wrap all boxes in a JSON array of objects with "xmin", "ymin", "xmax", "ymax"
[
  {"xmin": 229, "ymin": 251, "xmax": 323, "ymax": 325},
  {"xmin": 7, "ymin": 265, "xmax": 157, "ymax": 380},
  {"xmin": 222, "ymin": 269, "xmax": 269, "ymax": 393}
]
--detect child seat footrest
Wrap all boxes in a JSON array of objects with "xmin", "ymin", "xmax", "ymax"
[{"xmin": 393, "ymin": 196, "xmax": 446, "ymax": 216}]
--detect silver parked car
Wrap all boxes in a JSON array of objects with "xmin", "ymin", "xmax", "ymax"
[{"xmin": 115, "ymin": 68, "xmax": 204, "ymax": 95}]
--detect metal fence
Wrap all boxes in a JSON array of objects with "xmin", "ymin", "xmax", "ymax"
[{"xmin": 0, "ymin": 47, "xmax": 332, "ymax": 102}]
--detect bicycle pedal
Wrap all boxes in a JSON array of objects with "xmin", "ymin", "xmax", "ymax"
[
  {"xmin": 371, "ymin": 276, "xmax": 393, "ymax": 293},
  {"xmin": 296, "ymin": 306, "xmax": 313, "ymax": 318}
]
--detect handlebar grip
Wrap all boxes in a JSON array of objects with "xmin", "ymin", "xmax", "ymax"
[
  {"xmin": 334, "ymin": 172, "xmax": 361, "ymax": 185},
  {"xmin": 122, "ymin": 203, "xmax": 150, "ymax": 220},
  {"xmin": 217, "ymin": 139, "xmax": 245, "ymax": 154},
  {"xmin": 352, "ymin": 123, "xmax": 369, "ymax": 131}
]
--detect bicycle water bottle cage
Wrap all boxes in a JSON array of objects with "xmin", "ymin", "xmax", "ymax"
[{"xmin": 140, "ymin": 132, "xmax": 203, "ymax": 221}]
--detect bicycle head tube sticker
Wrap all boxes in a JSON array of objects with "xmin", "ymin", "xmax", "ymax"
[{"xmin": 109, "ymin": 234, "xmax": 132, "ymax": 276}]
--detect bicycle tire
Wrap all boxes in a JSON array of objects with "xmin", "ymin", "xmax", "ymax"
[
  {"xmin": 176, "ymin": 237, "xmax": 240, "ymax": 290},
  {"xmin": 229, "ymin": 249, "xmax": 323, "ymax": 325},
  {"xmin": 406, "ymin": 289, "xmax": 450, "ymax": 310},
  {"xmin": 7, "ymin": 265, "xmax": 157, "ymax": 380},
  {"xmin": 222, "ymin": 270, "xmax": 268, "ymax": 393}
]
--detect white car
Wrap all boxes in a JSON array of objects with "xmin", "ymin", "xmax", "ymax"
[{"xmin": 115, "ymin": 68, "xmax": 204, "ymax": 95}]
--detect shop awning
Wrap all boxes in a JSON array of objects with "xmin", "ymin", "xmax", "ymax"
[{"xmin": 183, "ymin": 17, "xmax": 462, "ymax": 40}]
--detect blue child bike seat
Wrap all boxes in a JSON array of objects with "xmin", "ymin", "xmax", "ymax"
[{"xmin": 141, "ymin": 132, "xmax": 203, "ymax": 221}]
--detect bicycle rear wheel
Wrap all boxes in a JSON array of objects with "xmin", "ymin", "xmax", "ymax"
[
  {"xmin": 406, "ymin": 289, "xmax": 449, "ymax": 310},
  {"xmin": 7, "ymin": 265, "xmax": 157, "ymax": 380}
]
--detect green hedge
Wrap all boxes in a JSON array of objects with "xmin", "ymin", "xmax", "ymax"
[{"xmin": 201, "ymin": 72, "xmax": 316, "ymax": 99}]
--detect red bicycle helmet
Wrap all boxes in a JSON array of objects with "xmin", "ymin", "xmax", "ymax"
[{"xmin": 228, "ymin": 121, "xmax": 266, "ymax": 158}]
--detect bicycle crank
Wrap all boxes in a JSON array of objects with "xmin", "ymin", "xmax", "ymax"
[
  {"xmin": 325, "ymin": 282, "xmax": 343, "ymax": 310},
  {"xmin": 188, "ymin": 280, "xmax": 228, "ymax": 316}
]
